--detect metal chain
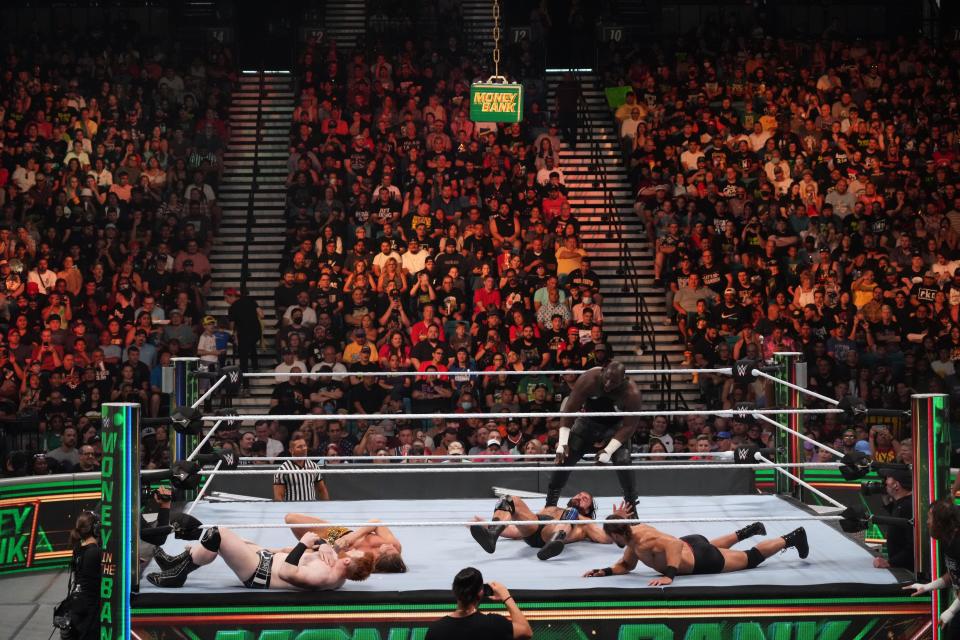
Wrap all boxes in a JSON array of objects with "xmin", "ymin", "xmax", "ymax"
[{"xmin": 492, "ymin": 0, "xmax": 501, "ymax": 78}]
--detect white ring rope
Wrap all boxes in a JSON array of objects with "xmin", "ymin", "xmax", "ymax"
[
  {"xmin": 186, "ymin": 459, "xmax": 222, "ymax": 517},
  {"xmin": 751, "ymin": 369, "xmax": 841, "ymax": 407},
  {"xmin": 192, "ymin": 374, "xmax": 227, "ymax": 409},
  {"xmin": 187, "ymin": 419, "xmax": 224, "ymax": 463},
  {"xmin": 239, "ymin": 451, "xmax": 811, "ymax": 462},
  {"xmin": 194, "ymin": 514, "xmax": 844, "ymax": 530},
  {"xmin": 754, "ymin": 453, "xmax": 846, "ymax": 510},
  {"xmin": 252, "ymin": 367, "xmax": 734, "ymax": 379},
  {"xmin": 199, "ymin": 408, "xmax": 842, "ymax": 422},
  {"xmin": 753, "ymin": 413, "xmax": 846, "ymax": 460},
  {"xmin": 206, "ymin": 461, "xmax": 843, "ymax": 475}
]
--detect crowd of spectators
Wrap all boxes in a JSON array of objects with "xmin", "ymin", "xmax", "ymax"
[
  {"xmin": 220, "ymin": 32, "xmax": 959, "ymax": 470},
  {"xmin": 224, "ymin": 35, "xmax": 616, "ymax": 466},
  {"xmin": 6, "ymin": 25, "xmax": 956, "ymax": 476},
  {"xmin": 610, "ymin": 34, "xmax": 960, "ymax": 463},
  {"xmin": 0, "ymin": 31, "xmax": 236, "ymax": 476}
]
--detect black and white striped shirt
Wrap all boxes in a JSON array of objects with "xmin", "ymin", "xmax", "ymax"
[{"xmin": 273, "ymin": 460, "xmax": 324, "ymax": 501}]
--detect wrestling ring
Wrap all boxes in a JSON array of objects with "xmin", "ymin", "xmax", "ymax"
[{"xmin": 91, "ymin": 354, "xmax": 950, "ymax": 639}]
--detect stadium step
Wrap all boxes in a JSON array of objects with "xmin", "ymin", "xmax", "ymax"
[
  {"xmin": 546, "ymin": 71, "xmax": 702, "ymax": 411},
  {"xmin": 322, "ymin": 0, "xmax": 366, "ymax": 50},
  {"xmin": 206, "ymin": 74, "xmax": 294, "ymax": 414},
  {"xmin": 461, "ymin": 0, "xmax": 497, "ymax": 53}
]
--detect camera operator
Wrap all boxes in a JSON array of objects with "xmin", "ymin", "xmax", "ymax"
[
  {"xmin": 139, "ymin": 485, "xmax": 173, "ymax": 569},
  {"xmin": 57, "ymin": 511, "xmax": 100, "ymax": 639},
  {"xmin": 426, "ymin": 567, "xmax": 532, "ymax": 640},
  {"xmin": 870, "ymin": 468, "xmax": 913, "ymax": 571}
]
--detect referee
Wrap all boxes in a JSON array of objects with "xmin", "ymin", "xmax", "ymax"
[{"xmin": 273, "ymin": 432, "xmax": 330, "ymax": 501}]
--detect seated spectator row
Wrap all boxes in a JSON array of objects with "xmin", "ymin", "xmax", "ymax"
[{"xmin": 1, "ymin": 32, "xmax": 237, "ymax": 476}]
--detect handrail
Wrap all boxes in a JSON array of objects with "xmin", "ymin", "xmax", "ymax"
[
  {"xmin": 237, "ymin": 70, "xmax": 263, "ymax": 300},
  {"xmin": 656, "ymin": 351, "xmax": 672, "ymax": 409},
  {"xmin": 672, "ymin": 390, "xmax": 691, "ymax": 411},
  {"xmin": 561, "ymin": 71, "xmax": 657, "ymax": 414},
  {"xmin": 574, "ymin": 71, "xmax": 656, "ymax": 365}
]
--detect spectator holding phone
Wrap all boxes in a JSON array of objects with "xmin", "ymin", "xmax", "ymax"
[{"xmin": 426, "ymin": 567, "xmax": 532, "ymax": 640}]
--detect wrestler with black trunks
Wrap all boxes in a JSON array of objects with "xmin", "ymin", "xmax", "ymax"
[
  {"xmin": 146, "ymin": 516, "xmax": 373, "ymax": 590},
  {"xmin": 549, "ymin": 361, "xmax": 642, "ymax": 514},
  {"xmin": 584, "ymin": 503, "xmax": 808, "ymax": 585},
  {"xmin": 469, "ymin": 491, "xmax": 611, "ymax": 560},
  {"xmin": 904, "ymin": 499, "xmax": 960, "ymax": 636}
]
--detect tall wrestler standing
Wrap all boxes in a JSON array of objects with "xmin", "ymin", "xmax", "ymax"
[{"xmin": 548, "ymin": 360, "xmax": 642, "ymax": 512}]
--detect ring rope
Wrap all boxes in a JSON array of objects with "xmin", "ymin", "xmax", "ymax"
[
  {"xmin": 751, "ymin": 369, "xmax": 841, "ymax": 407},
  {"xmin": 239, "ymin": 451, "xmax": 786, "ymax": 462},
  {"xmin": 753, "ymin": 412, "xmax": 845, "ymax": 460},
  {"xmin": 755, "ymin": 453, "xmax": 846, "ymax": 510},
  {"xmin": 191, "ymin": 515, "xmax": 844, "ymax": 530},
  {"xmin": 207, "ymin": 461, "xmax": 843, "ymax": 475},
  {"xmin": 192, "ymin": 374, "xmax": 227, "ymax": 409},
  {"xmin": 254, "ymin": 367, "xmax": 734, "ymax": 379},
  {"xmin": 199, "ymin": 408, "xmax": 842, "ymax": 422},
  {"xmin": 186, "ymin": 419, "xmax": 224, "ymax": 462},
  {"xmin": 186, "ymin": 459, "xmax": 222, "ymax": 517}
]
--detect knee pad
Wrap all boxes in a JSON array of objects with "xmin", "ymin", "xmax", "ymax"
[
  {"xmin": 610, "ymin": 446, "xmax": 632, "ymax": 465},
  {"xmin": 172, "ymin": 513, "xmax": 204, "ymax": 540},
  {"xmin": 746, "ymin": 546, "xmax": 765, "ymax": 569},
  {"xmin": 200, "ymin": 526, "xmax": 221, "ymax": 553}
]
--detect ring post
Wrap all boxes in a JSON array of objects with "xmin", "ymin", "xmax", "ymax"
[
  {"xmin": 911, "ymin": 393, "xmax": 951, "ymax": 637},
  {"xmin": 100, "ymin": 402, "xmax": 140, "ymax": 640},
  {"xmin": 171, "ymin": 357, "xmax": 200, "ymax": 460},
  {"xmin": 773, "ymin": 352, "xmax": 802, "ymax": 497}
]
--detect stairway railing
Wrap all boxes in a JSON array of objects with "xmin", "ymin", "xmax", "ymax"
[
  {"xmin": 654, "ymin": 351, "xmax": 672, "ymax": 410},
  {"xmin": 238, "ymin": 69, "xmax": 264, "ymax": 298},
  {"xmin": 573, "ymin": 71, "xmax": 656, "ymax": 365}
]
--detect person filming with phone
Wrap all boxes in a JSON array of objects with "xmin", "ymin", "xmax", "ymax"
[{"xmin": 425, "ymin": 567, "xmax": 532, "ymax": 639}]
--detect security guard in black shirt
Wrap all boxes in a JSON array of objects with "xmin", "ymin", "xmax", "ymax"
[{"xmin": 872, "ymin": 468, "xmax": 913, "ymax": 571}]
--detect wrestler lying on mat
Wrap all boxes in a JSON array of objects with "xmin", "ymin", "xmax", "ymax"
[
  {"xmin": 147, "ymin": 516, "xmax": 373, "ymax": 590},
  {"xmin": 470, "ymin": 491, "xmax": 611, "ymax": 561},
  {"xmin": 284, "ymin": 513, "xmax": 407, "ymax": 573},
  {"xmin": 584, "ymin": 503, "xmax": 808, "ymax": 585}
]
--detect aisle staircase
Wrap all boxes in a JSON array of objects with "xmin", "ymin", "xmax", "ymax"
[
  {"xmin": 208, "ymin": 71, "xmax": 293, "ymax": 410},
  {"xmin": 461, "ymin": 0, "xmax": 496, "ymax": 54},
  {"xmin": 546, "ymin": 72, "xmax": 701, "ymax": 410},
  {"xmin": 324, "ymin": 0, "xmax": 366, "ymax": 51}
]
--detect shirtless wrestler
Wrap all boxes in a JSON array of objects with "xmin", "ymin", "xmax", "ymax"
[
  {"xmin": 147, "ymin": 517, "xmax": 373, "ymax": 590},
  {"xmin": 470, "ymin": 491, "xmax": 611, "ymax": 561},
  {"xmin": 584, "ymin": 504, "xmax": 808, "ymax": 585},
  {"xmin": 284, "ymin": 513, "xmax": 407, "ymax": 573}
]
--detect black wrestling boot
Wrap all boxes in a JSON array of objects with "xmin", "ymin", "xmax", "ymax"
[
  {"xmin": 470, "ymin": 497, "xmax": 515, "ymax": 553},
  {"xmin": 154, "ymin": 547, "xmax": 191, "ymax": 571},
  {"xmin": 146, "ymin": 554, "xmax": 200, "ymax": 588},
  {"xmin": 470, "ymin": 523, "xmax": 505, "ymax": 554},
  {"xmin": 782, "ymin": 527, "xmax": 809, "ymax": 559},
  {"xmin": 735, "ymin": 522, "xmax": 766, "ymax": 541},
  {"xmin": 537, "ymin": 530, "xmax": 568, "ymax": 561}
]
